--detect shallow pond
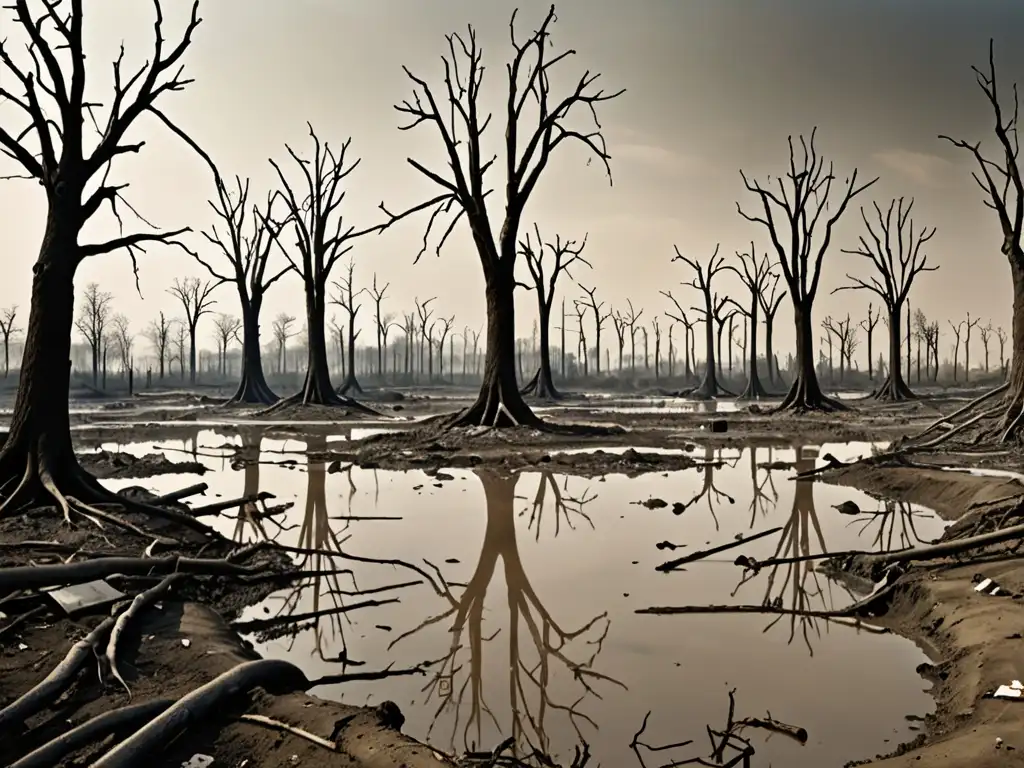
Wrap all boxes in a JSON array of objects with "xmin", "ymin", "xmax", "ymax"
[{"xmin": 94, "ymin": 430, "xmax": 944, "ymax": 768}]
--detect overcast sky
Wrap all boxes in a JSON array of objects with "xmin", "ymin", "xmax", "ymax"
[{"xmin": 0, "ymin": 0, "xmax": 1021, "ymax": 356}]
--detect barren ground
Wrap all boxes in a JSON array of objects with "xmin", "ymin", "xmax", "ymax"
[{"xmin": 3, "ymin": 383, "xmax": 1023, "ymax": 767}]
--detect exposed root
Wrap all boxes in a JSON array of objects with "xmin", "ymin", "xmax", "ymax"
[
  {"xmin": 224, "ymin": 370, "xmax": 279, "ymax": 406},
  {"xmin": 9, "ymin": 699, "xmax": 174, "ymax": 768},
  {"xmin": 772, "ymin": 375, "xmax": 849, "ymax": 413},
  {"xmin": 896, "ymin": 383, "xmax": 1024, "ymax": 452},
  {"xmin": 873, "ymin": 374, "xmax": 917, "ymax": 402},
  {"xmin": 257, "ymin": 389, "xmax": 379, "ymax": 418},
  {"xmin": 106, "ymin": 572, "xmax": 187, "ymax": 699},
  {"xmin": 238, "ymin": 714, "xmax": 338, "ymax": 752},
  {"xmin": 520, "ymin": 368, "xmax": 562, "ymax": 400}
]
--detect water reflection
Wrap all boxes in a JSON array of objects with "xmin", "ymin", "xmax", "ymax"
[
  {"xmin": 676, "ymin": 446, "xmax": 735, "ymax": 529},
  {"xmin": 390, "ymin": 470, "xmax": 623, "ymax": 760},
  {"xmin": 526, "ymin": 471, "xmax": 597, "ymax": 540},
  {"xmin": 231, "ymin": 428, "xmax": 266, "ymax": 541}
]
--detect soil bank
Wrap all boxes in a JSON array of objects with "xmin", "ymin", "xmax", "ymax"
[{"xmin": 824, "ymin": 460, "xmax": 1024, "ymax": 767}]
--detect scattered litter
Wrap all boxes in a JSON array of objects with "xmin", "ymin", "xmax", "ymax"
[
  {"xmin": 709, "ymin": 419, "xmax": 728, "ymax": 433},
  {"xmin": 181, "ymin": 755, "xmax": 214, "ymax": 768},
  {"xmin": 655, "ymin": 541, "xmax": 683, "ymax": 551},
  {"xmin": 972, "ymin": 574, "xmax": 1023, "ymax": 598},
  {"xmin": 17, "ymin": 643, "xmax": 28, "ymax": 651},
  {"xmin": 46, "ymin": 580, "xmax": 125, "ymax": 614},
  {"xmin": 181, "ymin": 638, "xmax": 192, "ymax": 648},
  {"xmin": 986, "ymin": 680, "xmax": 1024, "ymax": 699},
  {"xmin": 633, "ymin": 497, "xmax": 667, "ymax": 509}
]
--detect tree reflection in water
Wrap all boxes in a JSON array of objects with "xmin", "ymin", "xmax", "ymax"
[
  {"xmin": 674, "ymin": 445, "xmax": 735, "ymax": 530},
  {"xmin": 230, "ymin": 428, "xmax": 269, "ymax": 541},
  {"xmin": 525, "ymin": 471, "xmax": 597, "ymax": 540},
  {"xmin": 845, "ymin": 496, "xmax": 932, "ymax": 551},
  {"xmin": 389, "ymin": 469, "xmax": 622, "ymax": 763},
  {"xmin": 734, "ymin": 446, "xmax": 855, "ymax": 655}
]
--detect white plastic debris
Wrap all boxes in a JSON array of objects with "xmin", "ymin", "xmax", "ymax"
[
  {"xmin": 17, "ymin": 643, "xmax": 28, "ymax": 651},
  {"xmin": 993, "ymin": 680, "xmax": 1024, "ymax": 699},
  {"xmin": 181, "ymin": 756, "xmax": 214, "ymax": 768},
  {"xmin": 181, "ymin": 638, "xmax": 192, "ymax": 648}
]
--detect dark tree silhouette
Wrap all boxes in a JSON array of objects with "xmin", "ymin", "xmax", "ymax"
[
  {"xmin": 331, "ymin": 258, "xmax": 364, "ymax": 396},
  {"xmin": 949, "ymin": 319, "xmax": 965, "ymax": 383},
  {"xmin": 0, "ymin": 306, "xmax": 20, "ymax": 377},
  {"xmin": 519, "ymin": 225, "xmax": 589, "ymax": 399},
  {"xmin": 859, "ymin": 303, "xmax": 881, "ymax": 382},
  {"xmin": 271, "ymin": 313, "xmax": 296, "ymax": 376},
  {"xmin": 0, "ymin": 0, "xmax": 212, "ymax": 524},
  {"xmin": 192, "ymin": 173, "xmax": 287, "ymax": 404},
  {"xmin": 145, "ymin": 312, "xmax": 173, "ymax": 380},
  {"xmin": 758, "ymin": 274, "xmax": 786, "ymax": 386},
  {"xmin": 670, "ymin": 245, "xmax": 731, "ymax": 398},
  {"xmin": 578, "ymin": 283, "xmax": 611, "ymax": 378},
  {"xmin": 738, "ymin": 130, "xmax": 877, "ymax": 411},
  {"xmin": 368, "ymin": 273, "xmax": 390, "ymax": 379},
  {"xmin": 434, "ymin": 315, "xmax": 455, "ymax": 380},
  {"xmin": 660, "ymin": 294, "xmax": 693, "ymax": 381},
  {"xmin": 835, "ymin": 197, "xmax": 937, "ymax": 401},
  {"xmin": 726, "ymin": 245, "xmax": 774, "ymax": 400},
  {"xmin": 415, "ymin": 297, "xmax": 436, "ymax": 382},
  {"xmin": 964, "ymin": 312, "xmax": 981, "ymax": 382},
  {"xmin": 75, "ymin": 283, "xmax": 112, "ymax": 387},
  {"xmin": 623, "ymin": 299, "xmax": 643, "ymax": 374},
  {"xmin": 266, "ymin": 126, "xmax": 378, "ymax": 412},
  {"xmin": 212, "ymin": 313, "xmax": 242, "ymax": 376},
  {"xmin": 168, "ymin": 277, "xmax": 217, "ymax": 385},
  {"xmin": 910, "ymin": 43, "xmax": 1023, "ymax": 446},
  {"xmin": 379, "ymin": 6, "xmax": 622, "ymax": 427},
  {"xmin": 980, "ymin": 322, "xmax": 993, "ymax": 373}
]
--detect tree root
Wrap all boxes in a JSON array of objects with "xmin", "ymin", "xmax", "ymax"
[
  {"xmin": 238, "ymin": 713, "xmax": 338, "ymax": 751},
  {"xmin": 0, "ymin": 447, "xmax": 218, "ymax": 540},
  {"xmin": 256, "ymin": 388, "xmax": 380, "ymax": 418},
  {"xmin": 91, "ymin": 658, "xmax": 427, "ymax": 768},
  {"xmin": 9, "ymin": 698, "xmax": 174, "ymax": 768},
  {"xmin": 892, "ymin": 383, "xmax": 1024, "ymax": 452},
  {"xmin": 225, "ymin": 370, "xmax": 279, "ymax": 406},
  {"xmin": 106, "ymin": 572, "xmax": 188, "ymax": 699},
  {"xmin": 0, "ymin": 614, "xmax": 117, "ymax": 734},
  {"xmin": 519, "ymin": 368, "xmax": 562, "ymax": 400},
  {"xmin": 872, "ymin": 373, "xmax": 917, "ymax": 402}
]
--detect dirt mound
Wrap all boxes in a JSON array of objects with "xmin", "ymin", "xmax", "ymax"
[{"xmin": 79, "ymin": 449, "xmax": 207, "ymax": 479}]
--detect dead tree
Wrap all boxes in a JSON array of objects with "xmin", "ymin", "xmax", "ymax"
[
  {"xmin": 0, "ymin": 0, "xmax": 208, "ymax": 518},
  {"xmin": 378, "ymin": 6, "xmax": 622, "ymax": 427},
  {"xmin": 172, "ymin": 322, "xmax": 188, "ymax": 380},
  {"xmin": 859, "ymin": 303, "xmax": 881, "ymax": 381},
  {"xmin": 998, "ymin": 327, "xmax": 1008, "ymax": 379},
  {"xmin": 368, "ymin": 274, "xmax": 390, "ymax": 379},
  {"xmin": 573, "ymin": 300, "xmax": 589, "ymax": 377},
  {"xmin": 212, "ymin": 313, "xmax": 242, "ymax": 377},
  {"xmin": 110, "ymin": 314, "xmax": 134, "ymax": 377},
  {"xmin": 399, "ymin": 313, "xmax": 417, "ymax": 378},
  {"xmin": 611, "ymin": 310, "xmax": 627, "ymax": 373},
  {"xmin": 268, "ymin": 127, "xmax": 379, "ymax": 411},
  {"xmin": 835, "ymin": 197, "xmax": 937, "ymax": 400},
  {"xmin": 712, "ymin": 294, "xmax": 740, "ymax": 382},
  {"xmin": 822, "ymin": 315, "xmax": 855, "ymax": 382},
  {"xmin": 758, "ymin": 274, "xmax": 786, "ymax": 386},
  {"xmin": 75, "ymin": 283, "xmax": 113, "ymax": 387},
  {"xmin": 949, "ymin": 319, "xmax": 965, "ymax": 383},
  {"xmin": 168, "ymin": 277, "xmax": 217, "ymax": 385},
  {"xmin": 914, "ymin": 41, "xmax": 1024, "ymax": 445},
  {"xmin": 192, "ymin": 172, "xmax": 287, "ymax": 404},
  {"xmin": 579, "ymin": 284, "xmax": 611, "ymax": 376},
  {"xmin": 519, "ymin": 225, "xmax": 589, "ymax": 398},
  {"xmin": 272, "ymin": 313, "xmax": 296, "ymax": 375},
  {"xmin": 726, "ymin": 246, "xmax": 773, "ymax": 399},
  {"xmin": 652, "ymin": 317, "xmax": 662, "ymax": 379},
  {"xmin": 670, "ymin": 245, "xmax": 731, "ymax": 397},
  {"xmin": 964, "ymin": 312, "xmax": 982, "ymax": 382},
  {"xmin": 980, "ymin": 322, "xmax": 993, "ymax": 373},
  {"xmin": 415, "ymin": 297, "xmax": 436, "ymax": 383},
  {"xmin": 660, "ymin": 292, "xmax": 694, "ymax": 381},
  {"xmin": 0, "ymin": 306, "xmax": 19, "ymax": 377},
  {"xmin": 623, "ymin": 300, "xmax": 643, "ymax": 374},
  {"xmin": 331, "ymin": 258, "xmax": 364, "ymax": 396},
  {"xmin": 738, "ymin": 129, "xmax": 877, "ymax": 411},
  {"xmin": 435, "ymin": 315, "xmax": 455, "ymax": 380},
  {"xmin": 145, "ymin": 313, "xmax": 172, "ymax": 380}
]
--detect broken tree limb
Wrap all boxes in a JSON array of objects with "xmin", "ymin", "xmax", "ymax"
[
  {"xmin": 852, "ymin": 514, "xmax": 1024, "ymax": 569},
  {"xmin": 656, "ymin": 527, "xmax": 782, "ymax": 572},
  {"xmin": 152, "ymin": 483, "xmax": 209, "ymax": 504},
  {"xmin": 192, "ymin": 491, "xmax": 274, "ymax": 517},
  {"xmin": 0, "ymin": 615, "xmax": 116, "ymax": 733},
  {"xmin": 9, "ymin": 698, "xmax": 174, "ymax": 768},
  {"xmin": 735, "ymin": 715, "xmax": 808, "ymax": 744},
  {"xmin": 106, "ymin": 572, "xmax": 188, "ymax": 699},
  {"xmin": 238, "ymin": 713, "xmax": 337, "ymax": 751},
  {"xmin": 0, "ymin": 554, "xmax": 258, "ymax": 592},
  {"xmin": 231, "ymin": 597, "xmax": 401, "ymax": 634}
]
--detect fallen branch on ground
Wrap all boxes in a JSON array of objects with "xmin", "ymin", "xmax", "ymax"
[
  {"xmin": 238, "ymin": 713, "xmax": 337, "ymax": 751},
  {"xmin": 656, "ymin": 527, "xmax": 782, "ymax": 572}
]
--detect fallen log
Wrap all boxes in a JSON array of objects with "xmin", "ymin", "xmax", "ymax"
[
  {"xmin": 656, "ymin": 527, "xmax": 782, "ymax": 572},
  {"xmin": 0, "ymin": 554, "xmax": 257, "ymax": 592},
  {"xmin": 192, "ymin": 492, "xmax": 275, "ymax": 517},
  {"xmin": 9, "ymin": 698, "xmax": 173, "ymax": 768},
  {"xmin": 0, "ymin": 615, "xmax": 116, "ymax": 733},
  {"xmin": 152, "ymin": 483, "xmax": 209, "ymax": 504}
]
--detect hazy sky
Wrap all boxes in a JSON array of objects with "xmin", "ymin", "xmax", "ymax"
[{"xmin": 0, "ymin": 0, "xmax": 1021, "ymax": 357}]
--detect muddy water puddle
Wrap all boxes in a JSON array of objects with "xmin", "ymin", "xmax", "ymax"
[{"xmin": 95, "ymin": 430, "xmax": 943, "ymax": 767}]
